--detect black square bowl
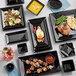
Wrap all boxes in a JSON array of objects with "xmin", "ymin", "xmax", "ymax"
[
  {"xmin": 0, "ymin": 5, "xmax": 26, "ymax": 31},
  {"xmin": 17, "ymin": 43, "xmax": 28, "ymax": 54},
  {"xmin": 62, "ymin": 60, "xmax": 75, "ymax": 72},
  {"xmin": 49, "ymin": 9, "xmax": 76, "ymax": 42},
  {"xmin": 7, "ymin": 0, "xmax": 24, "ymax": 5},
  {"xmin": 28, "ymin": 17, "xmax": 52, "ymax": 52},
  {"xmin": 59, "ymin": 43, "xmax": 75, "ymax": 58}
]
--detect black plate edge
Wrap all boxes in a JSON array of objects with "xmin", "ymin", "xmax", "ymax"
[
  {"xmin": 18, "ymin": 59, "xmax": 25, "ymax": 76},
  {"xmin": 7, "ymin": 0, "xmax": 24, "ymax": 5},
  {"xmin": 26, "ymin": 0, "xmax": 45, "ymax": 15},
  {"xmin": 28, "ymin": 17, "xmax": 52, "ymax": 52},
  {"xmin": 5, "ymin": 30, "xmax": 28, "ymax": 44}
]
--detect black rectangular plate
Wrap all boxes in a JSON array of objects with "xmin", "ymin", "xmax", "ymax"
[
  {"xmin": 28, "ymin": 17, "xmax": 52, "ymax": 52},
  {"xmin": 18, "ymin": 51, "xmax": 61, "ymax": 76},
  {"xmin": 49, "ymin": 9, "xmax": 76, "ymax": 42},
  {"xmin": 26, "ymin": 0, "xmax": 44, "ymax": 15},
  {"xmin": 0, "ymin": 5, "xmax": 25, "ymax": 31},
  {"xmin": 7, "ymin": 0, "xmax": 24, "ymax": 5},
  {"xmin": 5, "ymin": 30, "xmax": 28, "ymax": 44}
]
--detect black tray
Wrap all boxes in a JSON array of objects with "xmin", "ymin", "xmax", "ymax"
[
  {"xmin": 28, "ymin": 17, "xmax": 52, "ymax": 52},
  {"xmin": 26, "ymin": 0, "xmax": 44, "ymax": 15},
  {"xmin": 7, "ymin": 0, "xmax": 24, "ymax": 5},
  {"xmin": 18, "ymin": 51, "xmax": 61, "ymax": 76},
  {"xmin": 5, "ymin": 30, "xmax": 28, "ymax": 44},
  {"xmin": 49, "ymin": 9, "xmax": 76, "ymax": 42},
  {"xmin": 0, "ymin": 5, "xmax": 25, "ymax": 31}
]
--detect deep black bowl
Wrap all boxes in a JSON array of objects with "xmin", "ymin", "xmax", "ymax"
[
  {"xmin": 48, "ymin": 0, "xmax": 62, "ymax": 9},
  {"xmin": 6, "ymin": 63, "xmax": 14, "ymax": 72}
]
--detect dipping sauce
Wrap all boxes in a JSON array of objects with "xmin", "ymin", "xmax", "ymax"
[{"xmin": 46, "ymin": 56, "xmax": 54, "ymax": 64}]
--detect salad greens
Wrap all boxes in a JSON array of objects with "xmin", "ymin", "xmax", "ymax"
[
  {"xmin": 4, "ymin": 8, "xmax": 21, "ymax": 26},
  {"xmin": 56, "ymin": 15, "xmax": 67, "ymax": 26}
]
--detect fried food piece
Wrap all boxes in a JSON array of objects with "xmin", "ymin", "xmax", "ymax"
[
  {"xmin": 42, "ymin": 67, "xmax": 47, "ymax": 71},
  {"xmin": 34, "ymin": 62, "xmax": 40, "ymax": 68},
  {"xmin": 37, "ymin": 68, "xmax": 42, "ymax": 73},
  {"xmin": 30, "ymin": 66, "xmax": 35, "ymax": 71},
  {"xmin": 30, "ymin": 61, "xmax": 35, "ymax": 66},
  {"xmin": 43, "ymin": 62, "xmax": 48, "ymax": 66},
  {"xmin": 38, "ymin": 60, "xmax": 43, "ymax": 65},
  {"xmin": 33, "ymin": 59, "xmax": 38, "ymax": 63},
  {"xmin": 25, "ymin": 60, "xmax": 30, "ymax": 65},
  {"xmin": 57, "ymin": 23, "xmax": 70, "ymax": 35},
  {"xmin": 26, "ymin": 69, "xmax": 31, "ymax": 74}
]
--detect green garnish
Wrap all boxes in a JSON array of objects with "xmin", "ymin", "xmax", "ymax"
[{"xmin": 56, "ymin": 15, "xmax": 67, "ymax": 26}]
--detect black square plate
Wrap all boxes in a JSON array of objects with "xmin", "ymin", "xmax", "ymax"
[
  {"xmin": 62, "ymin": 60, "xmax": 75, "ymax": 72},
  {"xmin": 28, "ymin": 17, "xmax": 52, "ymax": 52},
  {"xmin": 59, "ymin": 43, "xmax": 75, "ymax": 58},
  {"xmin": 5, "ymin": 30, "xmax": 28, "ymax": 44},
  {"xmin": 7, "ymin": 0, "xmax": 24, "ymax": 5},
  {"xmin": 49, "ymin": 9, "xmax": 76, "ymax": 42},
  {"xmin": 17, "ymin": 43, "xmax": 28, "ymax": 54},
  {"xmin": 0, "ymin": 5, "xmax": 25, "ymax": 31},
  {"xmin": 18, "ymin": 51, "xmax": 61, "ymax": 76},
  {"xmin": 26, "ymin": 0, "xmax": 44, "ymax": 15}
]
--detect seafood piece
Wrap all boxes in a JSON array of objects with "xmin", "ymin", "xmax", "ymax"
[
  {"xmin": 43, "ymin": 62, "xmax": 48, "ymax": 66},
  {"xmin": 30, "ymin": 66, "xmax": 35, "ymax": 71},
  {"xmin": 26, "ymin": 69, "xmax": 31, "ymax": 74},
  {"xmin": 38, "ymin": 60, "xmax": 43, "ymax": 65},
  {"xmin": 42, "ymin": 67, "xmax": 47, "ymax": 71},
  {"xmin": 47, "ymin": 65, "xmax": 54, "ymax": 69},
  {"xmin": 37, "ymin": 68, "xmax": 42, "ymax": 73},
  {"xmin": 33, "ymin": 59, "xmax": 38, "ymax": 62},
  {"xmin": 25, "ymin": 60, "xmax": 30, "ymax": 64},
  {"xmin": 30, "ymin": 61, "xmax": 35, "ymax": 66},
  {"xmin": 34, "ymin": 62, "xmax": 40, "ymax": 68}
]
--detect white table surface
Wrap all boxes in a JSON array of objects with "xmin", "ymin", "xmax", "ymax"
[{"xmin": 0, "ymin": 0, "xmax": 76, "ymax": 76}]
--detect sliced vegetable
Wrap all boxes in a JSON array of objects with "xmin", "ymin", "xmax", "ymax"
[
  {"xmin": 56, "ymin": 15, "xmax": 67, "ymax": 26},
  {"xmin": 4, "ymin": 8, "xmax": 21, "ymax": 26}
]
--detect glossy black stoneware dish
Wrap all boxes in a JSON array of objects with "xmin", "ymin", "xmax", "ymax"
[
  {"xmin": 7, "ymin": 0, "xmax": 24, "ymax": 5},
  {"xmin": 48, "ymin": 0, "xmax": 62, "ymax": 9},
  {"xmin": 18, "ymin": 51, "xmax": 61, "ymax": 76},
  {"xmin": 17, "ymin": 43, "xmax": 28, "ymax": 54},
  {"xmin": 5, "ymin": 30, "xmax": 28, "ymax": 44},
  {"xmin": 49, "ymin": 9, "xmax": 76, "ymax": 42},
  {"xmin": 59, "ymin": 43, "xmax": 75, "ymax": 58},
  {"xmin": 26, "ymin": 0, "xmax": 44, "ymax": 15},
  {"xmin": 62, "ymin": 60, "xmax": 75, "ymax": 72},
  {"xmin": 28, "ymin": 17, "xmax": 52, "ymax": 52},
  {"xmin": 6, "ymin": 63, "xmax": 14, "ymax": 72},
  {"xmin": 0, "ymin": 5, "xmax": 25, "ymax": 31}
]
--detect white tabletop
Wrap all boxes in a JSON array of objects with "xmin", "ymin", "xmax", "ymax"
[{"xmin": 0, "ymin": 0, "xmax": 76, "ymax": 76}]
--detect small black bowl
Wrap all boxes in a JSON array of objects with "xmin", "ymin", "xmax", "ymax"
[
  {"xmin": 62, "ymin": 60, "xmax": 75, "ymax": 72},
  {"xmin": 6, "ymin": 63, "xmax": 14, "ymax": 72},
  {"xmin": 48, "ymin": 0, "xmax": 62, "ymax": 9}
]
